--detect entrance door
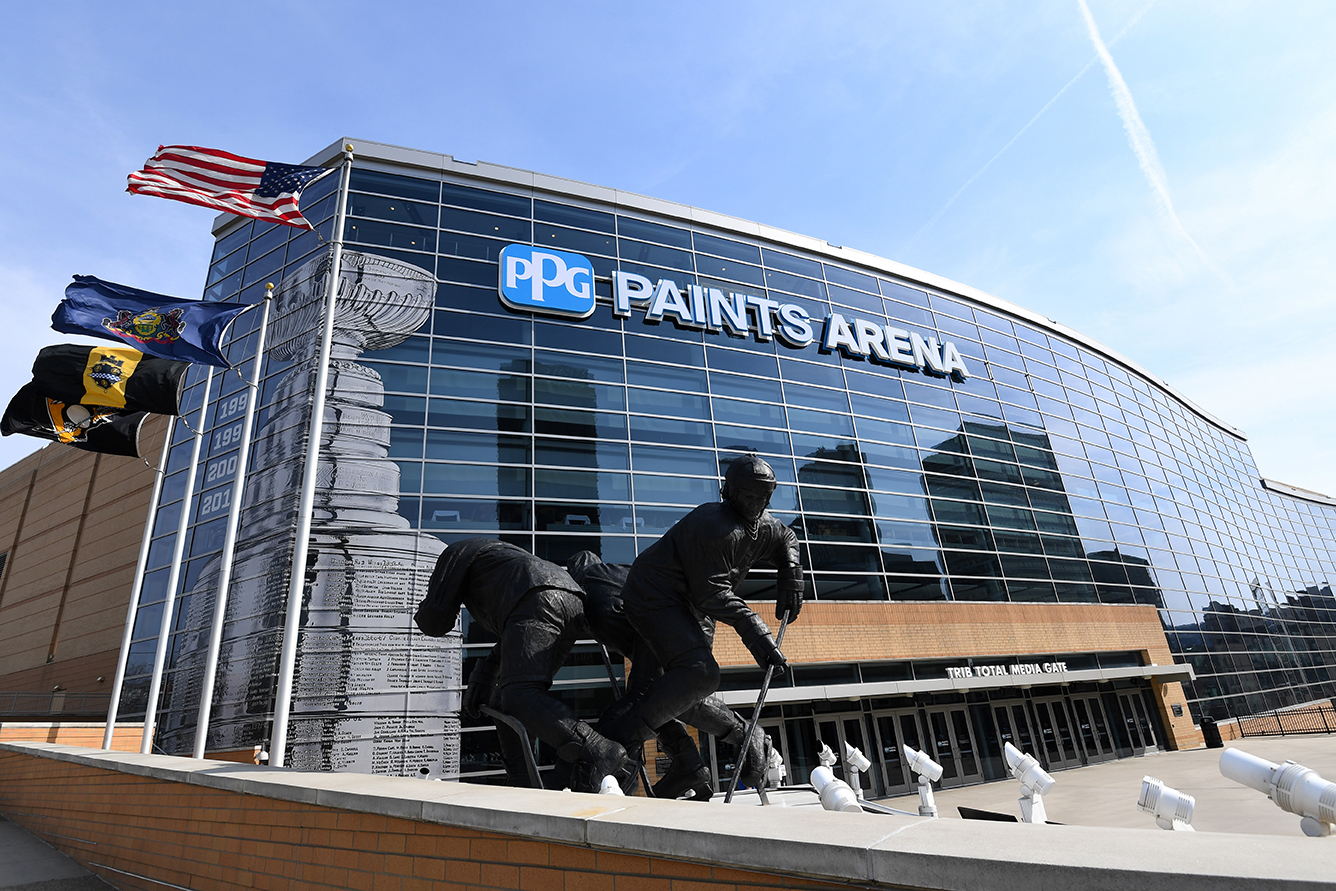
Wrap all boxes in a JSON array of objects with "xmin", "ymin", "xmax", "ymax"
[
  {"xmin": 1030, "ymin": 697, "xmax": 1083, "ymax": 770},
  {"xmin": 991, "ymin": 700, "xmax": 1038, "ymax": 759},
  {"xmin": 870, "ymin": 709, "xmax": 922, "ymax": 797},
  {"xmin": 1118, "ymin": 691, "xmax": 1159, "ymax": 755},
  {"xmin": 923, "ymin": 706, "xmax": 984, "ymax": 788},
  {"xmin": 1070, "ymin": 695, "xmax": 1116, "ymax": 763}
]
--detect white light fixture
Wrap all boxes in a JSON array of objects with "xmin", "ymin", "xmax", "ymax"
[
  {"xmin": 1220, "ymin": 748, "xmax": 1336, "ymax": 837},
  {"xmin": 903, "ymin": 745, "xmax": 944, "ymax": 817},
  {"xmin": 1137, "ymin": 775, "xmax": 1195, "ymax": 831},
  {"xmin": 1004, "ymin": 741, "xmax": 1055, "ymax": 824},
  {"xmin": 844, "ymin": 742, "xmax": 872, "ymax": 800}
]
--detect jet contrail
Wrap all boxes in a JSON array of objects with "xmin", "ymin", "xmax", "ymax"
[
  {"xmin": 901, "ymin": 1, "xmax": 1156, "ymax": 252},
  {"xmin": 1077, "ymin": 0, "xmax": 1231, "ymax": 286}
]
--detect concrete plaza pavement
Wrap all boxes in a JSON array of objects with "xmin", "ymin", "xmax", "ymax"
[
  {"xmin": 0, "ymin": 814, "xmax": 110, "ymax": 890},
  {"xmin": 878, "ymin": 733, "xmax": 1336, "ymax": 837}
]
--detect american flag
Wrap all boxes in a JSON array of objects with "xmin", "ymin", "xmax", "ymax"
[{"xmin": 127, "ymin": 145, "xmax": 336, "ymax": 230}]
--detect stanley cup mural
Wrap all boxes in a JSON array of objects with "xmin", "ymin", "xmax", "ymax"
[{"xmin": 163, "ymin": 250, "xmax": 458, "ymax": 775}]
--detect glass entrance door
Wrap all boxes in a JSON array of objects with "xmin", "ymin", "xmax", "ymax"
[
  {"xmin": 923, "ymin": 706, "xmax": 983, "ymax": 788},
  {"xmin": 1030, "ymin": 697, "xmax": 1083, "ymax": 770},
  {"xmin": 870, "ymin": 709, "xmax": 922, "ymax": 797},
  {"xmin": 1117, "ymin": 691, "xmax": 1159, "ymax": 755},
  {"xmin": 1071, "ymin": 695, "xmax": 1116, "ymax": 763}
]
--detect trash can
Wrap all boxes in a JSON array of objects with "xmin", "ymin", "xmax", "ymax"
[{"xmin": 1200, "ymin": 716, "xmax": 1223, "ymax": 748}]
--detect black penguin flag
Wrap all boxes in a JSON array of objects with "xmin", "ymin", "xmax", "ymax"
[
  {"xmin": 31, "ymin": 344, "xmax": 187, "ymax": 416},
  {"xmin": 1, "ymin": 383, "xmax": 147, "ymax": 457}
]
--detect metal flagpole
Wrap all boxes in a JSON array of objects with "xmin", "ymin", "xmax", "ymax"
[
  {"xmin": 268, "ymin": 144, "xmax": 354, "ymax": 768},
  {"xmin": 102, "ymin": 422, "xmax": 172, "ymax": 749},
  {"xmin": 192, "ymin": 285, "xmax": 274, "ymax": 759},
  {"xmin": 140, "ymin": 366, "xmax": 215, "ymax": 754}
]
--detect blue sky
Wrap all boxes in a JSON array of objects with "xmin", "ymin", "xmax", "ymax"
[{"xmin": 3, "ymin": 1, "xmax": 1334, "ymax": 496}]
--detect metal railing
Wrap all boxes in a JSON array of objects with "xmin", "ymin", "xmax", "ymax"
[
  {"xmin": 0, "ymin": 691, "xmax": 112, "ymax": 718},
  {"xmin": 1232, "ymin": 704, "xmax": 1336, "ymax": 738}
]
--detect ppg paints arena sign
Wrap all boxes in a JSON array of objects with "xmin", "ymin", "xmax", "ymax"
[{"xmin": 497, "ymin": 243, "xmax": 971, "ymax": 379}]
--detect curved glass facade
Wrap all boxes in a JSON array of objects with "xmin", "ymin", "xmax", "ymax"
[{"xmin": 121, "ymin": 143, "xmax": 1336, "ymax": 782}]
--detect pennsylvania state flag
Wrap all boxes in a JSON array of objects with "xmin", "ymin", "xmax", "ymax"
[
  {"xmin": 31, "ymin": 345, "xmax": 187, "ymax": 415},
  {"xmin": 53, "ymin": 275, "xmax": 249, "ymax": 367},
  {"xmin": 1, "ymin": 383, "xmax": 147, "ymax": 457}
]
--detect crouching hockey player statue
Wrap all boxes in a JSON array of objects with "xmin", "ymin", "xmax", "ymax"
[
  {"xmin": 598, "ymin": 454, "xmax": 805, "ymax": 795},
  {"xmin": 414, "ymin": 538, "xmax": 634, "ymax": 793}
]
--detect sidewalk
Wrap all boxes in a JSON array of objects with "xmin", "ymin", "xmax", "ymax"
[
  {"xmin": 0, "ymin": 814, "xmax": 110, "ymax": 890},
  {"xmin": 877, "ymin": 733, "xmax": 1336, "ymax": 836}
]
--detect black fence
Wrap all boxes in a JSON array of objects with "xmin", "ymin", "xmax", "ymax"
[
  {"xmin": 0, "ymin": 691, "xmax": 111, "ymax": 718},
  {"xmin": 1232, "ymin": 703, "xmax": 1336, "ymax": 738}
]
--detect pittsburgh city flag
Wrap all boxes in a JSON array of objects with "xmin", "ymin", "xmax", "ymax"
[
  {"xmin": 126, "ymin": 145, "xmax": 335, "ymax": 230},
  {"xmin": 1, "ymin": 383, "xmax": 146, "ymax": 458},
  {"xmin": 30, "ymin": 345, "xmax": 188, "ymax": 416},
  {"xmin": 53, "ymin": 275, "xmax": 249, "ymax": 367}
]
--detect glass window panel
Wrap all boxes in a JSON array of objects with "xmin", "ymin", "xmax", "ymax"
[
  {"xmin": 441, "ymin": 182, "xmax": 529, "ymax": 216},
  {"xmin": 625, "ymin": 335, "xmax": 705, "ymax": 367},
  {"xmin": 351, "ymin": 169, "xmax": 439, "ymax": 202},
  {"xmin": 930, "ymin": 499, "xmax": 987, "ymax": 526},
  {"xmin": 618, "ymin": 217, "xmax": 692, "ymax": 248},
  {"xmin": 782, "ymin": 383, "xmax": 849, "ymax": 414},
  {"xmin": 764, "ymin": 268, "xmax": 827, "ymax": 300},
  {"xmin": 693, "ymin": 231, "xmax": 761, "ymax": 263},
  {"xmin": 826, "ymin": 284, "xmax": 883, "ymax": 313},
  {"xmin": 706, "ymin": 347, "xmax": 778, "ymax": 378},
  {"xmin": 365, "ymin": 361, "xmax": 428, "ymax": 394},
  {"xmin": 440, "ymin": 206, "xmax": 530, "ymax": 240},
  {"xmin": 433, "ymin": 335, "xmax": 531, "ymax": 368},
  {"xmin": 630, "ymin": 444, "xmax": 717, "ymax": 476},
  {"xmin": 347, "ymin": 214, "xmax": 437, "ymax": 249},
  {"xmin": 865, "ymin": 467, "xmax": 922, "ymax": 494},
  {"xmin": 429, "ymin": 399, "xmax": 529, "ymax": 433},
  {"xmin": 436, "ymin": 256, "xmax": 499, "ymax": 287},
  {"xmin": 792, "ymin": 433, "xmax": 860, "ymax": 461},
  {"xmin": 426, "ymin": 431, "xmax": 529, "ymax": 464},
  {"xmin": 633, "ymin": 474, "xmax": 718, "ymax": 505},
  {"xmin": 534, "ymin": 407, "xmax": 626, "ymax": 439},
  {"xmin": 619, "ymin": 238, "xmax": 694, "ymax": 271},
  {"xmin": 348, "ymin": 193, "xmax": 436, "ymax": 226},
  {"xmin": 693, "ymin": 255, "xmax": 766, "ymax": 287},
  {"xmin": 423, "ymin": 497, "xmax": 530, "ymax": 531},
  {"xmin": 534, "ymin": 504, "xmax": 634, "ymax": 534},
  {"xmin": 711, "ymin": 396, "xmax": 786, "ymax": 428},
  {"xmin": 627, "ymin": 387, "xmax": 709, "ymax": 419},
  {"xmin": 626, "ymin": 361, "xmax": 707, "ymax": 393},
  {"xmin": 534, "ymin": 322, "xmax": 622, "ymax": 356},
  {"xmin": 430, "ymin": 368, "xmax": 529, "ymax": 402},
  {"xmin": 630, "ymin": 416, "xmax": 712, "ymax": 446},
  {"xmin": 845, "ymin": 370, "xmax": 906, "ymax": 401},
  {"xmin": 860, "ymin": 441, "xmax": 920, "ymax": 469},
  {"xmin": 787, "ymin": 407, "xmax": 854, "ymax": 436},
  {"xmin": 780, "ymin": 359, "xmax": 844, "ymax": 389},
  {"xmin": 384, "ymin": 394, "xmax": 426, "ymax": 426},
  {"xmin": 856, "ymin": 416, "xmax": 915, "ymax": 446},
  {"xmin": 212, "ymin": 222, "xmax": 252, "ymax": 262},
  {"xmin": 424, "ymin": 463, "xmax": 529, "ymax": 497},
  {"xmin": 850, "ymin": 393, "xmax": 911, "ymax": 425},
  {"xmin": 824, "ymin": 265, "xmax": 878, "ymax": 293},
  {"xmin": 533, "ymin": 437, "xmax": 627, "ymax": 470},
  {"xmin": 534, "ymin": 222, "xmax": 616, "ymax": 256},
  {"xmin": 715, "ymin": 424, "xmax": 790, "ymax": 453},
  {"xmin": 535, "ymin": 200, "xmax": 615, "ymax": 232},
  {"xmin": 534, "ymin": 349, "xmax": 623, "ymax": 383},
  {"xmin": 709, "ymin": 372, "xmax": 783, "ymax": 403},
  {"xmin": 534, "ymin": 469, "xmax": 630, "ymax": 501},
  {"xmin": 534, "ymin": 378, "xmax": 625, "ymax": 410}
]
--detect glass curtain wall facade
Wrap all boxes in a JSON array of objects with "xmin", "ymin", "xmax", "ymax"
[{"xmin": 118, "ymin": 145, "xmax": 1336, "ymax": 781}]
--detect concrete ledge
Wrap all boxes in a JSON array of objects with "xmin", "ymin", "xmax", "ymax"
[{"xmin": 3, "ymin": 741, "xmax": 1334, "ymax": 890}]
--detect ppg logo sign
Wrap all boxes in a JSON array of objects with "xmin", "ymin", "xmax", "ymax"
[{"xmin": 498, "ymin": 244, "xmax": 596, "ymax": 319}]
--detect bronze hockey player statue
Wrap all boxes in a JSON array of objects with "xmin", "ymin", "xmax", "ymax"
[
  {"xmin": 414, "ymin": 538, "xmax": 632, "ymax": 793},
  {"xmin": 598, "ymin": 454, "xmax": 804, "ymax": 791}
]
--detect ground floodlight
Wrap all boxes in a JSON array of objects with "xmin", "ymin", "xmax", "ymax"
[
  {"xmin": 1220, "ymin": 748, "xmax": 1336, "ymax": 837},
  {"xmin": 1003, "ymin": 741, "xmax": 1055, "ymax": 824},
  {"xmin": 903, "ymin": 745, "xmax": 943, "ymax": 817},
  {"xmin": 1137, "ymin": 775, "xmax": 1195, "ymax": 831},
  {"xmin": 811, "ymin": 765, "xmax": 862, "ymax": 812},
  {"xmin": 844, "ymin": 741, "xmax": 873, "ymax": 800}
]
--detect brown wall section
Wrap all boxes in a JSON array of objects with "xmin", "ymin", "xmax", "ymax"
[
  {"xmin": 0, "ymin": 417, "xmax": 166, "ymax": 702},
  {"xmin": 715, "ymin": 600, "xmax": 1200, "ymax": 750}
]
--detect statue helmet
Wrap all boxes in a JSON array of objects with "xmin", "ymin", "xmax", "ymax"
[{"xmin": 722, "ymin": 454, "xmax": 777, "ymax": 497}]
